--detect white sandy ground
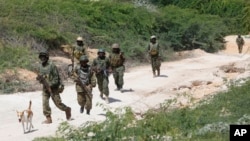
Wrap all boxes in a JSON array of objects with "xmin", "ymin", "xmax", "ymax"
[{"xmin": 1, "ymin": 35, "xmax": 250, "ymax": 141}]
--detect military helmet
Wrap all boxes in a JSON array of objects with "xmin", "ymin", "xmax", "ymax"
[
  {"xmin": 150, "ymin": 35, "xmax": 157, "ymax": 39},
  {"xmin": 79, "ymin": 55, "xmax": 89, "ymax": 62},
  {"xmin": 76, "ymin": 36, "xmax": 83, "ymax": 41},
  {"xmin": 98, "ymin": 48, "xmax": 105, "ymax": 53},
  {"xmin": 112, "ymin": 43, "xmax": 120, "ymax": 49},
  {"xmin": 39, "ymin": 50, "xmax": 49, "ymax": 58}
]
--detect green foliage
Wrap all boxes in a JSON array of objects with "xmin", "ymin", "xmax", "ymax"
[
  {"xmin": 155, "ymin": 6, "xmax": 227, "ymax": 52},
  {"xmin": 151, "ymin": 0, "xmax": 248, "ymax": 33},
  {"xmin": 0, "ymin": 46, "xmax": 36, "ymax": 71},
  {"xmin": 0, "ymin": 0, "xmax": 230, "ymax": 62}
]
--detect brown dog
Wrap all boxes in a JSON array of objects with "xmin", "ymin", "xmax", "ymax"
[{"xmin": 16, "ymin": 100, "xmax": 34, "ymax": 133}]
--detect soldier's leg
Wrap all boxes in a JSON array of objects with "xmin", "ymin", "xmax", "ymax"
[
  {"xmin": 77, "ymin": 92, "xmax": 86, "ymax": 113},
  {"xmin": 42, "ymin": 91, "xmax": 52, "ymax": 124},
  {"xmin": 239, "ymin": 45, "xmax": 243, "ymax": 53},
  {"xmin": 151, "ymin": 58, "xmax": 156, "ymax": 77},
  {"xmin": 42, "ymin": 91, "xmax": 51, "ymax": 117},
  {"xmin": 117, "ymin": 66, "xmax": 125, "ymax": 89},
  {"xmin": 52, "ymin": 91, "xmax": 71, "ymax": 120},
  {"xmin": 85, "ymin": 90, "xmax": 93, "ymax": 115},
  {"xmin": 96, "ymin": 75, "xmax": 104, "ymax": 98},
  {"xmin": 103, "ymin": 77, "xmax": 110, "ymax": 103},
  {"xmin": 112, "ymin": 69, "xmax": 119, "ymax": 90},
  {"xmin": 156, "ymin": 58, "xmax": 161, "ymax": 76},
  {"xmin": 96, "ymin": 75, "xmax": 103, "ymax": 94}
]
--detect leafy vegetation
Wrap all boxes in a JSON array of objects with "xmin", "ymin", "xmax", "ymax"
[
  {"xmin": 33, "ymin": 79, "xmax": 250, "ymax": 140},
  {"xmin": 150, "ymin": 0, "xmax": 248, "ymax": 33},
  {"xmin": 0, "ymin": 0, "xmax": 235, "ymax": 70}
]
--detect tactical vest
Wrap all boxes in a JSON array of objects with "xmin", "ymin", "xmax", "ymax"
[
  {"xmin": 149, "ymin": 43, "xmax": 159, "ymax": 56},
  {"xmin": 74, "ymin": 45, "xmax": 86, "ymax": 60},
  {"xmin": 39, "ymin": 61, "xmax": 54, "ymax": 82},
  {"xmin": 76, "ymin": 65, "xmax": 91, "ymax": 85},
  {"xmin": 39, "ymin": 61, "xmax": 62, "ymax": 88},
  {"xmin": 93, "ymin": 57, "xmax": 109, "ymax": 74},
  {"xmin": 110, "ymin": 53, "xmax": 123, "ymax": 67}
]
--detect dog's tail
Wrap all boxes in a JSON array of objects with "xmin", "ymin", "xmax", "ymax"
[{"xmin": 28, "ymin": 100, "xmax": 32, "ymax": 110}]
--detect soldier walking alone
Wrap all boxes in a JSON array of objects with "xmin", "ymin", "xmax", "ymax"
[
  {"xmin": 236, "ymin": 35, "xmax": 245, "ymax": 54},
  {"xmin": 147, "ymin": 35, "xmax": 161, "ymax": 77}
]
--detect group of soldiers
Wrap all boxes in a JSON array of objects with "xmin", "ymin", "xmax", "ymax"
[{"xmin": 36, "ymin": 35, "xmax": 161, "ymax": 124}]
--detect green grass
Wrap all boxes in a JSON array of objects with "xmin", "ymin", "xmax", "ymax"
[{"xmin": 33, "ymin": 79, "xmax": 250, "ymax": 141}]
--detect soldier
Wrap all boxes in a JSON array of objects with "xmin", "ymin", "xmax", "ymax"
[
  {"xmin": 68, "ymin": 36, "xmax": 88, "ymax": 78},
  {"xmin": 109, "ymin": 43, "xmax": 125, "ymax": 91},
  {"xmin": 236, "ymin": 35, "xmax": 245, "ymax": 54},
  {"xmin": 73, "ymin": 55, "xmax": 96, "ymax": 115},
  {"xmin": 92, "ymin": 49, "xmax": 111, "ymax": 103},
  {"xmin": 73, "ymin": 36, "xmax": 88, "ymax": 61},
  {"xmin": 36, "ymin": 50, "xmax": 71, "ymax": 124},
  {"xmin": 147, "ymin": 35, "xmax": 161, "ymax": 77}
]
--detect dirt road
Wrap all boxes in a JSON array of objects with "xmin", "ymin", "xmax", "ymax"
[{"xmin": 0, "ymin": 35, "xmax": 250, "ymax": 141}]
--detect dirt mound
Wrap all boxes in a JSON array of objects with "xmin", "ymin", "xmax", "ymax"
[{"xmin": 174, "ymin": 49, "xmax": 208, "ymax": 59}]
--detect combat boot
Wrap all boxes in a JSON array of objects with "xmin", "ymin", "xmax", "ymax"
[
  {"xmin": 86, "ymin": 109, "xmax": 90, "ymax": 115},
  {"xmin": 80, "ymin": 107, "xmax": 84, "ymax": 113},
  {"xmin": 42, "ymin": 115, "xmax": 52, "ymax": 124},
  {"xmin": 65, "ymin": 107, "xmax": 71, "ymax": 120},
  {"xmin": 157, "ymin": 69, "xmax": 160, "ymax": 76}
]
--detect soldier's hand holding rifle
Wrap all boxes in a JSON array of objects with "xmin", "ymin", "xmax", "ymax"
[{"xmin": 36, "ymin": 74, "xmax": 54, "ymax": 97}]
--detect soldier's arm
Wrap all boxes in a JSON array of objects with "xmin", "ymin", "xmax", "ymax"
[
  {"xmin": 90, "ymin": 71, "xmax": 96, "ymax": 87},
  {"xmin": 50, "ymin": 63, "xmax": 60, "ymax": 87},
  {"xmin": 158, "ymin": 43, "xmax": 161, "ymax": 56}
]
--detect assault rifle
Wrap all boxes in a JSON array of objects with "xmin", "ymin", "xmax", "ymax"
[
  {"xmin": 75, "ymin": 77, "xmax": 92, "ymax": 97},
  {"xmin": 36, "ymin": 74, "xmax": 53, "ymax": 97},
  {"xmin": 92, "ymin": 66, "xmax": 110, "ymax": 77}
]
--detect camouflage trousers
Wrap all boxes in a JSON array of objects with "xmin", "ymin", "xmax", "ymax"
[
  {"xmin": 96, "ymin": 74, "xmax": 109, "ymax": 97},
  {"xmin": 42, "ymin": 89, "xmax": 69, "ymax": 117},
  {"xmin": 77, "ymin": 91, "xmax": 93, "ymax": 110},
  {"xmin": 150, "ymin": 56, "xmax": 161, "ymax": 72},
  {"xmin": 237, "ymin": 44, "xmax": 244, "ymax": 53},
  {"xmin": 112, "ymin": 65, "xmax": 125, "ymax": 89}
]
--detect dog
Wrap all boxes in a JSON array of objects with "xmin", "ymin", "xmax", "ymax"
[{"xmin": 16, "ymin": 100, "xmax": 34, "ymax": 133}]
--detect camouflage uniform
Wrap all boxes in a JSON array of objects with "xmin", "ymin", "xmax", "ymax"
[
  {"xmin": 72, "ymin": 36, "xmax": 88, "ymax": 61},
  {"xmin": 73, "ymin": 55, "xmax": 96, "ymax": 114},
  {"xmin": 92, "ymin": 49, "xmax": 111, "ymax": 103},
  {"xmin": 37, "ymin": 50, "xmax": 71, "ymax": 124},
  {"xmin": 148, "ymin": 35, "xmax": 161, "ymax": 77},
  {"xmin": 109, "ymin": 43, "xmax": 125, "ymax": 90},
  {"xmin": 236, "ymin": 35, "xmax": 245, "ymax": 54}
]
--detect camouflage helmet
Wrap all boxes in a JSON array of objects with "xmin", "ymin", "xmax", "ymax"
[
  {"xmin": 79, "ymin": 55, "xmax": 89, "ymax": 62},
  {"xmin": 112, "ymin": 43, "xmax": 120, "ymax": 49},
  {"xmin": 150, "ymin": 35, "xmax": 157, "ymax": 40},
  {"xmin": 76, "ymin": 36, "xmax": 83, "ymax": 41},
  {"xmin": 39, "ymin": 49, "xmax": 49, "ymax": 58},
  {"xmin": 98, "ymin": 48, "xmax": 105, "ymax": 53}
]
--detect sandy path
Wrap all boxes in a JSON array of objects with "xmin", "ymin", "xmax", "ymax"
[{"xmin": 0, "ymin": 35, "xmax": 250, "ymax": 141}]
